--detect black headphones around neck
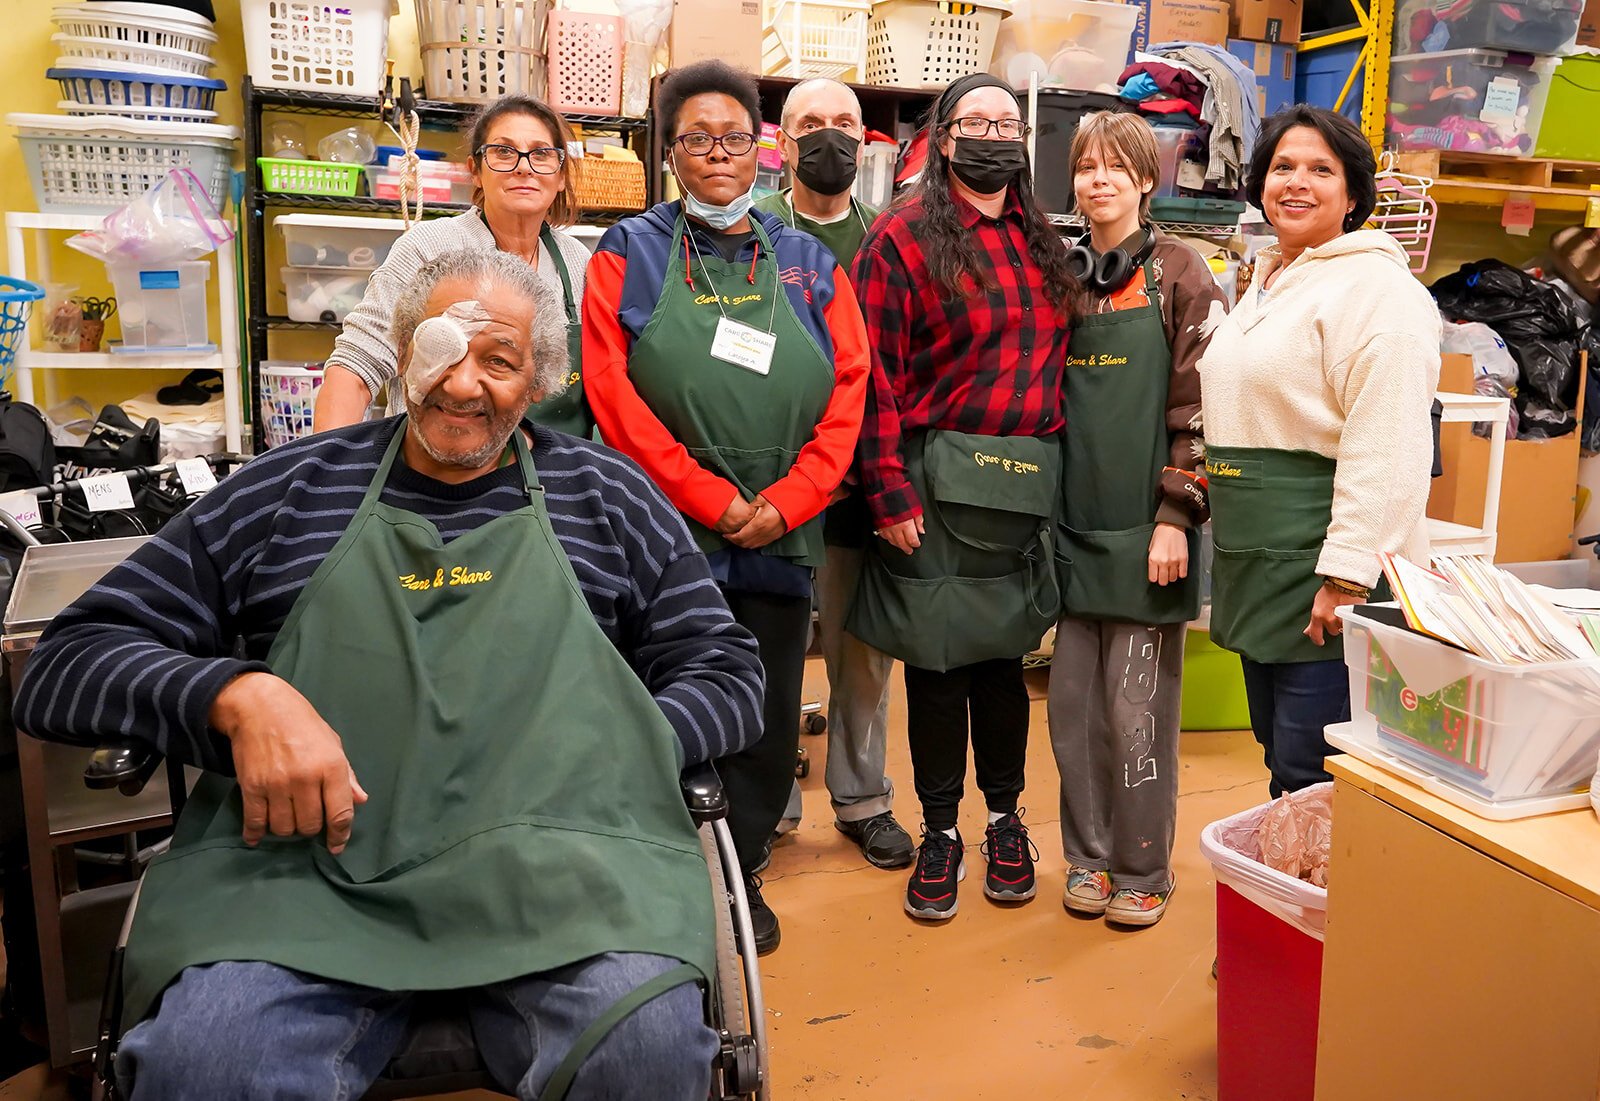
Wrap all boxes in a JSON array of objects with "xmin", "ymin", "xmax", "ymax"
[{"xmin": 1065, "ymin": 226, "xmax": 1157, "ymax": 293}]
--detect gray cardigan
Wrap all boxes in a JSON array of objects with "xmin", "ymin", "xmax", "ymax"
[{"xmin": 326, "ymin": 209, "xmax": 592, "ymax": 405}]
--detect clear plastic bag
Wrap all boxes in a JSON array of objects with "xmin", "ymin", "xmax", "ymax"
[
  {"xmin": 65, "ymin": 169, "xmax": 234, "ymax": 266},
  {"xmin": 1256, "ymin": 783, "xmax": 1334, "ymax": 889}
]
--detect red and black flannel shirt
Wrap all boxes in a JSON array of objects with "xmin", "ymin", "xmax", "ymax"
[{"xmin": 850, "ymin": 187, "xmax": 1070, "ymax": 527}]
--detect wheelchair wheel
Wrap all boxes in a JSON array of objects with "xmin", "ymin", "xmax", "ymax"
[
  {"xmin": 699, "ymin": 824, "xmax": 747, "ymax": 1042},
  {"xmin": 794, "ymin": 748, "xmax": 810, "ymax": 780},
  {"xmin": 802, "ymin": 712, "xmax": 827, "ymax": 736}
]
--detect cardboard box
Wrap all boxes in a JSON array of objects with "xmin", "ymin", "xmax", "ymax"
[
  {"xmin": 1580, "ymin": 0, "xmax": 1600, "ymax": 47},
  {"xmin": 668, "ymin": 0, "xmax": 761, "ymax": 71},
  {"xmin": 1428, "ymin": 353, "xmax": 1586, "ymax": 563},
  {"xmin": 1130, "ymin": 0, "xmax": 1231, "ymax": 52},
  {"xmin": 1226, "ymin": 38, "xmax": 1296, "ymax": 116},
  {"xmin": 1231, "ymin": 0, "xmax": 1301, "ymax": 43}
]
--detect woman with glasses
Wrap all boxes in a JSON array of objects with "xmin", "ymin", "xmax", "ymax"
[
  {"xmin": 848, "ymin": 73, "xmax": 1079, "ymax": 923},
  {"xmin": 313, "ymin": 93, "xmax": 594, "ymax": 436},
  {"xmin": 583, "ymin": 59, "xmax": 871, "ymax": 958}
]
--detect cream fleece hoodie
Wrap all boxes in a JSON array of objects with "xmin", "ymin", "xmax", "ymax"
[{"xmin": 1199, "ymin": 230, "xmax": 1442, "ymax": 589}]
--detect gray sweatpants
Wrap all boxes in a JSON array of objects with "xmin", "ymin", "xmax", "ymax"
[
  {"xmin": 1047, "ymin": 617, "xmax": 1185, "ymax": 893},
  {"xmin": 780, "ymin": 542, "xmax": 896, "ymax": 830}
]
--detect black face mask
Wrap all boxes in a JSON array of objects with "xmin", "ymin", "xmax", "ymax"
[
  {"xmin": 948, "ymin": 138, "xmax": 1028, "ymax": 196},
  {"xmin": 793, "ymin": 128, "xmax": 859, "ymax": 196}
]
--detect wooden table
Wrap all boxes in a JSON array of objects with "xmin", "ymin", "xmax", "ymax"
[{"xmin": 1316, "ymin": 757, "xmax": 1600, "ymax": 1101}]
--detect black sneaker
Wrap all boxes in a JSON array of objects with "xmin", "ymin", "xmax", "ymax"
[
  {"xmin": 904, "ymin": 828, "xmax": 965, "ymax": 921},
  {"xmin": 981, "ymin": 811, "xmax": 1038, "ymax": 903},
  {"xmin": 835, "ymin": 812, "xmax": 915, "ymax": 869},
  {"xmin": 744, "ymin": 874, "xmax": 780, "ymax": 956}
]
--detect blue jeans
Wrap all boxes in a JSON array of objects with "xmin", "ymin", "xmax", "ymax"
[
  {"xmin": 1239, "ymin": 658, "xmax": 1351, "ymax": 797},
  {"xmin": 117, "ymin": 952, "xmax": 716, "ymax": 1101}
]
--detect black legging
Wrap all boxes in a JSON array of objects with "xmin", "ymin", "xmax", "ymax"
[
  {"xmin": 903, "ymin": 657, "xmax": 1030, "ymax": 833},
  {"xmin": 718, "ymin": 590, "xmax": 811, "ymax": 872}
]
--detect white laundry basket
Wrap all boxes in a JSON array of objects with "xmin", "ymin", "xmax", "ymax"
[
  {"xmin": 417, "ymin": 0, "xmax": 550, "ymax": 103},
  {"xmin": 242, "ymin": 0, "xmax": 395, "ymax": 94},
  {"xmin": 51, "ymin": 6, "xmax": 220, "ymax": 65},
  {"xmin": 863, "ymin": 0, "xmax": 1010, "ymax": 88},
  {"xmin": 9, "ymin": 113, "xmax": 237, "ymax": 214},
  {"xmin": 260, "ymin": 362, "xmax": 324, "ymax": 449},
  {"xmin": 763, "ymin": 0, "xmax": 873, "ymax": 80}
]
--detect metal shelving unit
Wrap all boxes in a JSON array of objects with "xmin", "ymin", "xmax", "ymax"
[
  {"xmin": 1298, "ymin": 0, "xmax": 1396, "ymax": 150},
  {"xmin": 241, "ymin": 77, "xmax": 649, "ymax": 451}
]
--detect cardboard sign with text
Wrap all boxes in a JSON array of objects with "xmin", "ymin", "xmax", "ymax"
[{"xmin": 1579, "ymin": 0, "xmax": 1600, "ymax": 46}]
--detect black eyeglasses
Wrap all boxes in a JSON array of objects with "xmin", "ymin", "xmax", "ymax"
[
  {"xmin": 674, "ymin": 131, "xmax": 758, "ymax": 157},
  {"xmin": 946, "ymin": 117, "xmax": 1031, "ymax": 141},
  {"xmin": 476, "ymin": 143, "xmax": 567, "ymax": 174}
]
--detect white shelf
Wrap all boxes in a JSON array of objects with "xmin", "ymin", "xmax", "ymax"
[
  {"xmin": 1437, "ymin": 392, "xmax": 1511, "ymax": 424},
  {"xmin": 1429, "ymin": 390, "xmax": 1509, "ymax": 562},
  {"xmin": 19, "ymin": 350, "xmax": 222, "ymax": 370}
]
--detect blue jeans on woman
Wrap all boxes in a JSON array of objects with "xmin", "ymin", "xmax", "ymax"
[
  {"xmin": 117, "ymin": 951, "xmax": 716, "ymax": 1100},
  {"xmin": 1239, "ymin": 658, "xmax": 1351, "ymax": 797}
]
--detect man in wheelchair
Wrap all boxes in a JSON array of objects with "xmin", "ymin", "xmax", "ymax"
[{"xmin": 13, "ymin": 249, "xmax": 767, "ymax": 1101}]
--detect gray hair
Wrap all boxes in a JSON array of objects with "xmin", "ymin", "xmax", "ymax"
[
  {"xmin": 779, "ymin": 77, "xmax": 863, "ymax": 132},
  {"xmin": 391, "ymin": 248, "xmax": 569, "ymax": 398}
]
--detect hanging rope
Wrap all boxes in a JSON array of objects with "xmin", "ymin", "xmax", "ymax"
[{"xmin": 387, "ymin": 107, "xmax": 425, "ymax": 229}]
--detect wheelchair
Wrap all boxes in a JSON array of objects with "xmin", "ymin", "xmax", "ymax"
[{"xmin": 76, "ymin": 744, "xmax": 769, "ymax": 1101}]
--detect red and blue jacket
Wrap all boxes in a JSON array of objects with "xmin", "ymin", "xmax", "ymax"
[{"xmin": 582, "ymin": 201, "xmax": 869, "ymax": 533}]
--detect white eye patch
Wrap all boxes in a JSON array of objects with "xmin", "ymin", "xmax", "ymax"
[{"xmin": 404, "ymin": 300, "xmax": 491, "ymax": 403}]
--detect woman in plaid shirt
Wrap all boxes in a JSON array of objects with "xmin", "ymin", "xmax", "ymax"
[{"xmin": 848, "ymin": 73, "xmax": 1080, "ymax": 923}]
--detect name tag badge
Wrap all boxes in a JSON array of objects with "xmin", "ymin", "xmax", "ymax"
[{"xmin": 710, "ymin": 317, "xmax": 776, "ymax": 376}]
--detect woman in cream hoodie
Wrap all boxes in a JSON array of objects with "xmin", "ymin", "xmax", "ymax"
[{"xmin": 1199, "ymin": 105, "xmax": 1441, "ymax": 796}]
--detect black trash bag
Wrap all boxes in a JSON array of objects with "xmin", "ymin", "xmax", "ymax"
[
  {"xmin": 1431, "ymin": 260, "xmax": 1582, "ymax": 439},
  {"xmin": 1582, "ymin": 326, "xmax": 1600, "ymax": 453}
]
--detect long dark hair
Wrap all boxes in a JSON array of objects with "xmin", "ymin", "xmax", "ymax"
[{"xmin": 907, "ymin": 89, "xmax": 1080, "ymax": 317}]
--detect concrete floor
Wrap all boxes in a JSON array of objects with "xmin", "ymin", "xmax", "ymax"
[{"xmin": 2, "ymin": 659, "xmax": 1272, "ymax": 1100}]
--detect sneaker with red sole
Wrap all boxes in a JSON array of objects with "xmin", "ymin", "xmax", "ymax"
[
  {"xmin": 904, "ymin": 828, "xmax": 965, "ymax": 921},
  {"xmin": 981, "ymin": 811, "xmax": 1038, "ymax": 903}
]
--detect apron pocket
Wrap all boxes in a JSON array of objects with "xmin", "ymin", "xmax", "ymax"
[
  {"xmin": 922, "ymin": 431, "xmax": 1059, "ymax": 574},
  {"xmin": 1061, "ymin": 523, "xmax": 1200, "ymax": 625},
  {"xmin": 848, "ymin": 563, "xmax": 1056, "ymax": 673},
  {"xmin": 1209, "ymin": 545, "xmax": 1335, "ymax": 665}
]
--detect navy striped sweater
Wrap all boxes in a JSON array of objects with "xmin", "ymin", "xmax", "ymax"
[{"xmin": 14, "ymin": 418, "xmax": 765, "ymax": 771}]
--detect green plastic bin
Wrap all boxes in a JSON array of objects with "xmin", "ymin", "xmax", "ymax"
[
  {"xmin": 1534, "ymin": 55, "xmax": 1600, "ymax": 161},
  {"xmin": 1182, "ymin": 627, "xmax": 1251, "ymax": 731}
]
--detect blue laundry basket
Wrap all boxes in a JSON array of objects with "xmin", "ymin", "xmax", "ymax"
[{"xmin": 0, "ymin": 277, "xmax": 44, "ymax": 393}]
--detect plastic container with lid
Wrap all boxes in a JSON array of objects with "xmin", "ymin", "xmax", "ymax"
[
  {"xmin": 1534, "ymin": 55, "xmax": 1600, "ymax": 161},
  {"xmin": 1387, "ymin": 49, "xmax": 1557, "ymax": 158},
  {"xmin": 275, "ymin": 213, "xmax": 407, "ymax": 270},
  {"xmin": 281, "ymin": 267, "xmax": 372, "ymax": 324},
  {"xmin": 107, "ymin": 260, "xmax": 211, "ymax": 350},
  {"xmin": 1393, "ymin": 0, "xmax": 1582, "ymax": 56},
  {"xmin": 1332, "ymin": 603, "xmax": 1600, "ymax": 819},
  {"xmin": 362, "ymin": 168, "xmax": 453, "ymax": 204},
  {"xmin": 1151, "ymin": 125, "xmax": 1198, "ymax": 199},
  {"xmin": 989, "ymin": 0, "xmax": 1135, "ymax": 92}
]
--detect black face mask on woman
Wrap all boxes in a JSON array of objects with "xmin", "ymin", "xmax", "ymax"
[
  {"xmin": 948, "ymin": 138, "xmax": 1028, "ymax": 196},
  {"xmin": 792, "ymin": 128, "xmax": 860, "ymax": 196}
]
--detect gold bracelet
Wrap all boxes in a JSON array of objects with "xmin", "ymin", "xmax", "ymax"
[{"xmin": 1323, "ymin": 576, "xmax": 1371, "ymax": 599}]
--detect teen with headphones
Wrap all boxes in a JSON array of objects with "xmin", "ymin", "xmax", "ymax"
[{"xmin": 1048, "ymin": 112, "xmax": 1227, "ymax": 927}]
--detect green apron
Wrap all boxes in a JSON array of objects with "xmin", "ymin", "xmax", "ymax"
[
  {"xmin": 1205, "ymin": 444, "xmax": 1341, "ymax": 665},
  {"xmin": 1058, "ymin": 264, "xmax": 1200, "ymax": 624},
  {"xmin": 122, "ymin": 425, "xmax": 713, "ymax": 1094},
  {"xmin": 848, "ymin": 429, "xmax": 1062, "ymax": 672},
  {"xmin": 625, "ymin": 210, "xmax": 835, "ymax": 568},
  {"xmin": 526, "ymin": 224, "xmax": 593, "ymax": 439}
]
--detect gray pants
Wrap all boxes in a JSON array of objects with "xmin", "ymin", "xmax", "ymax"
[
  {"xmin": 780, "ymin": 542, "xmax": 896, "ymax": 830},
  {"xmin": 1047, "ymin": 617, "xmax": 1185, "ymax": 893}
]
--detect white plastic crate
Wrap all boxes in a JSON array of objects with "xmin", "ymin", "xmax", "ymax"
[
  {"xmin": 281, "ymin": 266, "xmax": 372, "ymax": 324},
  {"xmin": 275, "ymin": 213, "xmax": 407, "ymax": 270},
  {"xmin": 9, "ymin": 113, "xmax": 237, "ymax": 215},
  {"xmin": 51, "ymin": 32, "xmax": 214, "ymax": 77},
  {"xmin": 856, "ymin": 140, "xmax": 898, "ymax": 209},
  {"xmin": 417, "ymin": 0, "xmax": 549, "ymax": 104},
  {"xmin": 547, "ymin": 10, "xmax": 623, "ymax": 115},
  {"xmin": 864, "ymin": 0, "xmax": 1010, "ymax": 89},
  {"xmin": 47, "ymin": 65, "xmax": 227, "ymax": 113},
  {"xmin": 1333, "ymin": 604, "xmax": 1600, "ymax": 818},
  {"xmin": 107, "ymin": 260, "xmax": 212, "ymax": 350},
  {"xmin": 243, "ymin": 0, "xmax": 394, "ymax": 94},
  {"xmin": 763, "ymin": 0, "xmax": 872, "ymax": 81},
  {"xmin": 260, "ymin": 361, "xmax": 324, "ymax": 449},
  {"xmin": 52, "ymin": 7, "xmax": 219, "ymax": 63}
]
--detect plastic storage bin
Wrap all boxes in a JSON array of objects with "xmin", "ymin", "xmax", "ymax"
[
  {"xmin": 857, "ymin": 140, "xmax": 900, "ymax": 210},
  {"xmin": 1332, "ymin": 604, "xmax": 1600, "ymax": 818},
  {"xmin": 259, "ymin": 158, "xmax": 364, "ymax": 197},
  {"xmin": 10, "ymin": 113, "xmax": 235, "ymax": 214},
  {"xmin": 1180, "ymin": 628, "xmax": 1249, "ymax": 730},
  {"xmin": 243, "ymin": 0, "xmax": 393, "ymax": 94},
  {"xmin": 363, "ymin": 169, "xmax": 455, "ymax": 204},
  {"xmin": 1151, "ymin": 124, "xmax": 1199, "ymax": 198},
  {"xmin": 1200, "ymin": 792, "xmax": 1329, "ymax": 1101},
  {"xmin": 47, "ymin": 66, "xmax": 226, "ymax": 114},
  {"xmin": 1393, "ymin": 0, "xmax": 1582, "ymax": 56},
  {"xmin": 864, "ymin": 0, "xmax": 1011, "ymax": 89},
  {"xmin": 51, "ymin": 32, "xmax": 213, "ymax": 77},
  {"xmin": 763, "ymin": 0, "xmax": 873, "ymax": 80},
  {"xmin": 1534, "ymin": 55, "xmax": 1600, "ymax": 161},
  {"xmin": 259, "ymin": 361, "xmax": 324, "ymax": 449},
  {"xmin": 546, "ymin": 10, "xmax": 623, "ymax": 115},
  {"xmin": 51, "ymin": 7, "xmax": 219, "ymax": 65},
  {"xmin": 107, "ymin": 261, "xmax": 211, "ymax": 350},
  {"xmin": 281, "ymin": 267, "xmax": 372, "ymax": 324},
  {"xmin": 1294, "ymin": 38, "xmax": 1363, "ymax": 122},
  {"xmin": 275, "ymin": 214, "xmax": 407, "ymax": 270},
  {"xmin": 989, "ymin": 0, "xmax": 1137, "ymax": 92},
  {"xmin": 1387, "ymin": 49, "xmax": 1556, "ymax": 157},
  {"xmin": 417, "ymin": 0, "xmax": 546, "ymax": 103}
]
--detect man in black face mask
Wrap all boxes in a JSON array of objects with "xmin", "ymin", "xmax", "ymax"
[{"xmin": 754, "ymin": 79, "xmax": 914, "ymax": 872}]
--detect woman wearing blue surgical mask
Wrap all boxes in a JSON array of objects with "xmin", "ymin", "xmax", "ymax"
[{"xmin": 583, "ymin": 59, "xmax": 871, "ymax": 960}]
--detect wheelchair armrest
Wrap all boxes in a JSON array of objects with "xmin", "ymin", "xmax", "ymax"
[
  {"xmin": 84, "ymin": 741, "xmax": 163, "ymax": 796},
  {"xmin": 679, "ymin": 761, "xmax": 728, "ymax": 825}
]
